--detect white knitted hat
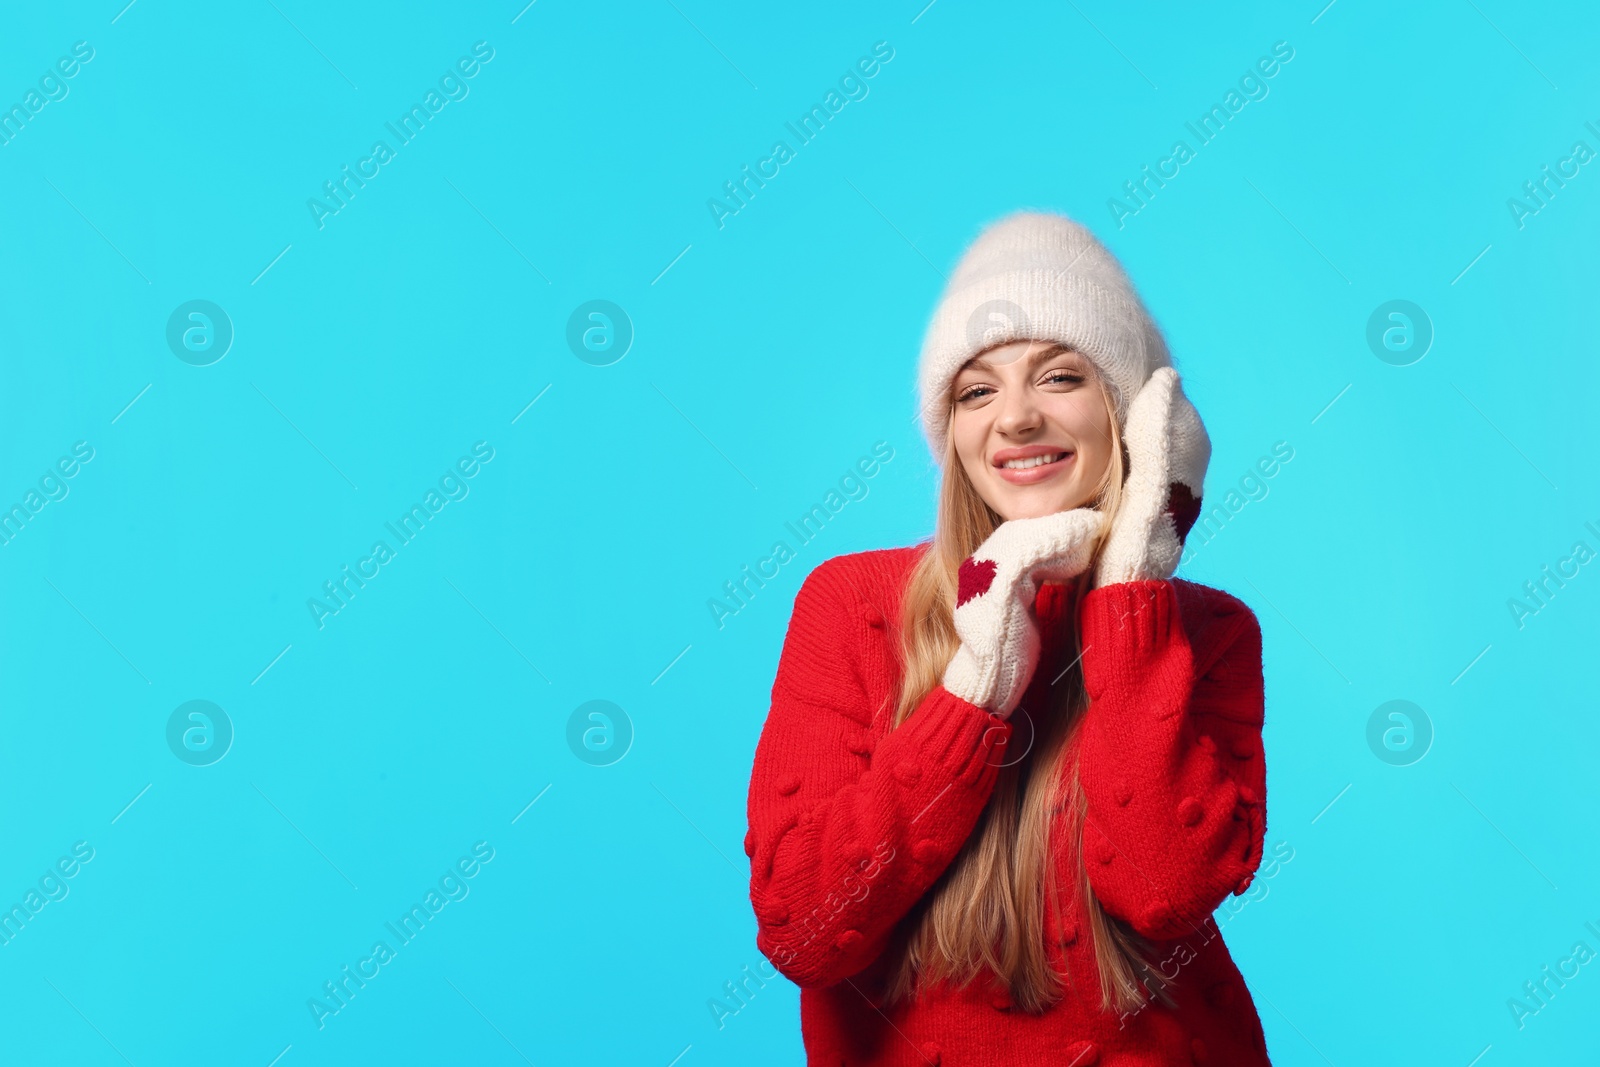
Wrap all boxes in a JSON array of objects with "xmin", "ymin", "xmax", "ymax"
[{"xmin": 916, "ymin": 210, "xmax": 1172, "ymax": 463}]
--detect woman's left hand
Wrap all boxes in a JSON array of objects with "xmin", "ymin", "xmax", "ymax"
[{"xmin": 1094, "ymin": 367, "xmax": 1210, "ymax": 587}]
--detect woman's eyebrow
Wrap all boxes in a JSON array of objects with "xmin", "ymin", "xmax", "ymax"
[{"xmin": 965, "ymin": 342, "xmax": 1075, "ymax": 372}]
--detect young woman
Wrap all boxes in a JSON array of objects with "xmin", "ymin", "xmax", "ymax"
[{"xmin": 744, "ymin": 212, "xmax": 1271, "ymax": 1065}]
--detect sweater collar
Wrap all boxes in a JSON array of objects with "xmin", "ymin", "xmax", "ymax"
[{"xmin": 1034, "ymin": 579, "xmax": 1079, "ymax": 633}]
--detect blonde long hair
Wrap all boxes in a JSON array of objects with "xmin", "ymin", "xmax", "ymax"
[{"xmin": 880, "ymin": 358, "xmax": 1176, "ymax": 1016}]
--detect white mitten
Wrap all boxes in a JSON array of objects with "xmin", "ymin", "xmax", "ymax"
[
  {"xmin": 942, "ymin": 508, "xmax": 1106, "ymax": 718},
  {"xmin": 1094, "ymin": 367, "xmax": 1210, "ymax": 588}
]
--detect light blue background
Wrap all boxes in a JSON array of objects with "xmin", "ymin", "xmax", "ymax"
[{"xmin": 1, "ymin": 0, "xmax": 1597, "ymax": 1063}]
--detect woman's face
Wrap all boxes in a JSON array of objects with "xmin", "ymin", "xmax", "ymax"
[{"xmin": 949, "ymin": 340, "xmax": 1115, "ymax": 521}]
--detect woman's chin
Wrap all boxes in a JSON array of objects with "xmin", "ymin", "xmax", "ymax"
[
  {"xmin": 992, "ymin": 495, "xmax": 1081, "ymax": 521},
  {"xmin": 990, "ymin": 487, "xmax": 1085, "ymax": 521}
]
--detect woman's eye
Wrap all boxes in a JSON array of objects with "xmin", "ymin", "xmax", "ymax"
[
  {"xmin": 956, "ymin": 385, "xmax": 992, "ymax": 402},
  {"xmin": 1043, "ymin": 371, "xmax": 1085, "ymax": 386}
]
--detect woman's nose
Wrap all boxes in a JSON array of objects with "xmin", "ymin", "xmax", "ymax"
[{"xmin": 994, "ymin": 385, "xmax": 1042, "ymax": 436}]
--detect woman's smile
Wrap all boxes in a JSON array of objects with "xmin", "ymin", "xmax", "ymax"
[{"xmin": 992, "ymin": 444, "xmax": 1076, "ymax": 486}]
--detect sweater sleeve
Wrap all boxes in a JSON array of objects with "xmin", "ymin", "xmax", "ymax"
[
  {"xmin": 745, "ymin": 559, "xmax": 1014, "ymax": 989},
  {"xmin": 1072, "ymin": 580, "xmax": 1267, "ymax": 942}
]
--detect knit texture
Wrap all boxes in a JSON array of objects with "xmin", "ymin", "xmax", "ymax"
[
  {"xmin": 942, "ymin": 507, "xmax": 1104, "ymax": 716},
  {"xmin": 917, "ymin": 211, "xmax": 1172, "ymax": 463},
  {"xmin": 745, "ymin": 545, "xmax": 1270, "ymax": 1066},
  {"xmin": 1094, "ymin": 367, "xmax": 1211, "ymax": 588}
]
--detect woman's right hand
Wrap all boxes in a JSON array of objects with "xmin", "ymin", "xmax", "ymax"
[{"xmin": 941, "ymin": 508, "xmax": 1105, "ymax": 718}]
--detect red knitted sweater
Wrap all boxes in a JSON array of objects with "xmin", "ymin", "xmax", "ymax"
[{"xmin": 744, "ymin": 543, "xmax": 1271, "ymax": 1066}]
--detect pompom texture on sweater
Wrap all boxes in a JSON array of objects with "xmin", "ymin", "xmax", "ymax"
[{"xmin": 745, "ymin": 544, "xmax": 1271, "ymax": 1066}]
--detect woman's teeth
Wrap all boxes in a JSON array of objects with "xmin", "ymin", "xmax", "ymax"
[{"xmin": 1001, "ymin": 452, "xmax": 1066, "ymax": 470}]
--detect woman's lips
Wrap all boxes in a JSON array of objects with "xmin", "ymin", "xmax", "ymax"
[{"xmin": 995, "ymin": 451, "xmax": 1074, "ymax": 485}]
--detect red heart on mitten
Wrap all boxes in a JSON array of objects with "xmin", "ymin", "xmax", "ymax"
[
  {"xmin": 956, "ymin": 557, "xmax": 998, "ymax": 607},
  {"xmin": 1167, "ymin": 483, "xmax": 1201, "ymax": 542}
]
